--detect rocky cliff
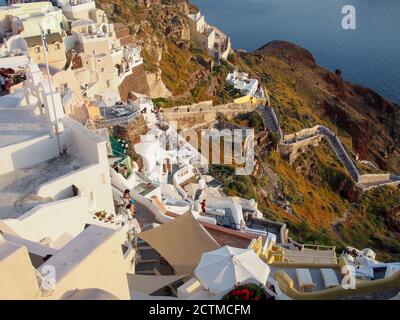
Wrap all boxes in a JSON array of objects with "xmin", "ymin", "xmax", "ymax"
[
  {"xmin": 235, "ymin": 41, "xmax": 400, "ymax": 260},
  {"xmin": 97, "ymin": 1, "xmax": 400, "ymax": 260},
  {"xmin": 98, "ymin": 0, "xmax": 209, "ymax": 100},
  {"xmin": 238, "ymin": 41, "xmax": 400, "ymax": 173},
  {"xmin": 118, "ymin": 64, "xmax": 151, "ymax": 101}
]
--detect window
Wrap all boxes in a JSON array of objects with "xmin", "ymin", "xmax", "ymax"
[
  {"xmin": 34, "ymin": 47, "xmax": 41, "ymax": 53},
  {"xmin": 47, "ymin": 29, "xmax": 51, "ymax": 34},
  {"xmin": 101, "ymin": 68, "xmax": 104, "ymax": 72},
  {"xmin": 55, "ymin": 43, "xmax": 61, "ymax": 50},
  {"xmin": 106, "ymin": 80, "xmax": 111, "ymax": 87}
]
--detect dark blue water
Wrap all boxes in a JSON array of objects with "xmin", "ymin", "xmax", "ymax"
[{"xmin": 191, "ymin": 0, "xmax": 400, "ymax": 103}]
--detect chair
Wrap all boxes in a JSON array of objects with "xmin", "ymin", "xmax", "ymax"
[
  {"xmin": 177, "ymin": 277, "xmax": 204, "ymax": 299},
  {"xmin": 296, "ymin": 268, "xmax": 316, "ymax": 292},
  {"xmin": 321, "ymin": 268, "xmax": 340, "ymax": 289}
]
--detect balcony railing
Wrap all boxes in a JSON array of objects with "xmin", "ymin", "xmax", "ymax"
[{"xmin": 95, "ymin": 105, "xmax": 141, "ymax": 127}]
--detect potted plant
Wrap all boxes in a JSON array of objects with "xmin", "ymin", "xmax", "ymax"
[{"xmin": 223, "ymin": 283, "xmax": 275, "ymax": 301}]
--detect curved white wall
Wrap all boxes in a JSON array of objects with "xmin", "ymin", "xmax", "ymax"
[{"xmin": 3, "ymin": 194, "xmax": 89, "ymax": 245}]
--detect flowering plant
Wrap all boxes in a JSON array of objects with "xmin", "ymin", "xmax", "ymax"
[{"xmin": 223, "ymin": 283, "xmax": 275, "ymax": 301}]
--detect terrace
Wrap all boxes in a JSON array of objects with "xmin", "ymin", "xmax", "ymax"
[
  {"xmin": 0, "ymin": 154, "xmax": 81, "ymax": 219},
  {"xmin": 270, "ymin": 265, "xmax": 343, "ymax": 292},
  {"xmin": 246, "ymin": 217, "xmax": 286, "ymax": 244},
  {"xmin": 0, "ymin": 95, "xmax": 49, "ymax": 148},
  {"xmin": 96, "ymin": 103, "xmax": 141, "ymax": 127},
  {"xmin": 0, "ymin": 84, "xmax": 114, "ymax": 224}
]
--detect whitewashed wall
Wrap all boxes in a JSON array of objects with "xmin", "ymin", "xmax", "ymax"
[
  {"xmin": 0, "ymin": 133, "xmax": 69, "ymax": 175},
  {"xmin": 3, "ymin": 194, "xmax": 89, "ymax": 245}
]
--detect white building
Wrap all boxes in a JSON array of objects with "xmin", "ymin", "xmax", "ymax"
[
  {"xmin": 59, "ymin": 0, "xmax": 97, "ymax": 22},
  {"xmin": 226, "ymin": 70, "xmax": 259, "ymax": 97},
  {"xmin": 0, "ymin": 2, "xmax": 67, "ymax": 38},
  {"xmin": 61, "ymin": 0, "xmax": 143, "ymax": 102},
  {"xmin": 187, "ymin": 11, "xmax": 232, "ymax": 61},
  {"xmin": 0, "ymin": 34, "xmax": 29, "ymax": 69},
  {"xmin": 0, "ymin": 60, "xmax": 116, "ymax": 249}
]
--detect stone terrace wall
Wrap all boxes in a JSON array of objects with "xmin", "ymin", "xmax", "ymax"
[
  {"xmin": 162, "ymin": 101, "xmax": 255, "ymax": 129},
  {"xmin": 283, "ymin": 125, "xmax": 321, "ymax": 142},
  {"xmin": 358, "ymin": 173, "xmax": 400, "ymax": 190},
  {"xmin": 278, "ymin": 135, "xmax": 323, "ymax": 163}
]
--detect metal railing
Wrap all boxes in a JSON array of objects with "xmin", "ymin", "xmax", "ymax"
[{"xmin": 96, "ymin": 106, "xmax": 141, "ymax": 127}]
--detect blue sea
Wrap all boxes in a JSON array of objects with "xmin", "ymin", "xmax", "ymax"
[{"xmin": 191, "ymin": 0, "xmax": 400, "ymax": 103}]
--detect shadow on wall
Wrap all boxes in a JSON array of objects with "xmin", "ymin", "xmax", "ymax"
[{"xmin": 0, "ymin": 134, "xmax": 64, "ymax": 175}]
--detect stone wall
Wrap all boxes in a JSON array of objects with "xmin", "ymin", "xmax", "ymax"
[
  {"xmin": 162, "ymin": 101, "xmax": 255, "ymax": 129},
  {"xmin": 283, "ymin": 125, "xmax": 321, "ymax": 142},
  {"xmin": 278, "ymin": 135, "xmax": 323, "ymax": 163},
  {"xmin": 358, "ymin": 173, "xmax": 400, "ymax": 190}
]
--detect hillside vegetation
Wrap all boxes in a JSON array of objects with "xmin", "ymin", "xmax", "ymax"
[{"xmin": 98, "ymin": 1, "xmax": 400, "ymax": 260}]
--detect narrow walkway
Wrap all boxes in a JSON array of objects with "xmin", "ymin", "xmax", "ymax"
[
  {"xmin": 258, "ymin": 105, "xmax": 400, "ymax": 190},
  {"xmin": 317, "ymin": 126, "xmax": 359, "ymax": 181},
  {"xmin": 257, "ymin": 105, "xmax": 282, "ymax": 139},
  {"xmin": 332, "ymin": 205, "xmax": 354, "ymax": 237}
]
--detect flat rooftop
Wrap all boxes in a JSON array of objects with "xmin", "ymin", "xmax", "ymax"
[
  {"xmin": 99, "ymin": 104, "xmax": 139, "ymax": 118},
  {"xmin": 133, "ymin": 182, "xmax": 159, "ymax": 197},
  {"xmin": 0, "ymin": 91, "xmax": 50, "ymax": 148},
  {"xmin": 96, "ymin": 105, "xmax": 140, "ymax": 128},
  {"xmin": 247, "ymin": 218, "xmax": 284, "ymax": 243},
  {"xmin": 0, "ymin": 155, "xmax": 81, "ymax": 219}
]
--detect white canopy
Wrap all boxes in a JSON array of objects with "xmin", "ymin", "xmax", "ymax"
[{"xmin": 195, "ymin": 246, "xmax": 270, "ymax": 294}]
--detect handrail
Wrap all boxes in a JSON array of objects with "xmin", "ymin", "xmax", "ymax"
[
  {"xmin": 302, "ymin": 243, "xmax": 337, "ymax": 251},
  {"xmin": 96, "ymin": 110, "xmax": 141, "ymax": 126}
]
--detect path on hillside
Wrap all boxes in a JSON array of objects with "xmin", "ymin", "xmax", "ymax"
[
  {"xmin": 256, "ymin": 106, "xmax": 400, "ymax": 190},
  {"xmin": 331, "ymin": 205, "xmax": 354, "ymax": 237},
  {"xmin": 316, "ymin": 126, "xmax": 359, "ymax": 181}
]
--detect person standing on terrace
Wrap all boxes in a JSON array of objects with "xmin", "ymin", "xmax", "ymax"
[
  {"xmin": 121, "ymin": 189, "xmax": 136, "ymax": 219},
  {"xmin": 200, "ymin": 199, "xmax": 206, "ymax": 215}
]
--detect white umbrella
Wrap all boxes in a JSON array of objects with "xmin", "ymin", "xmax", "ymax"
[{"xmin": 195, "ymin": 246, "xmax": 270, "ymax": 294}]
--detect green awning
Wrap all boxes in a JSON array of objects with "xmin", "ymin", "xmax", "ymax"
[{"xmin": 109, "ymin": 135, "xmax": 129, "ymax": 157}]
